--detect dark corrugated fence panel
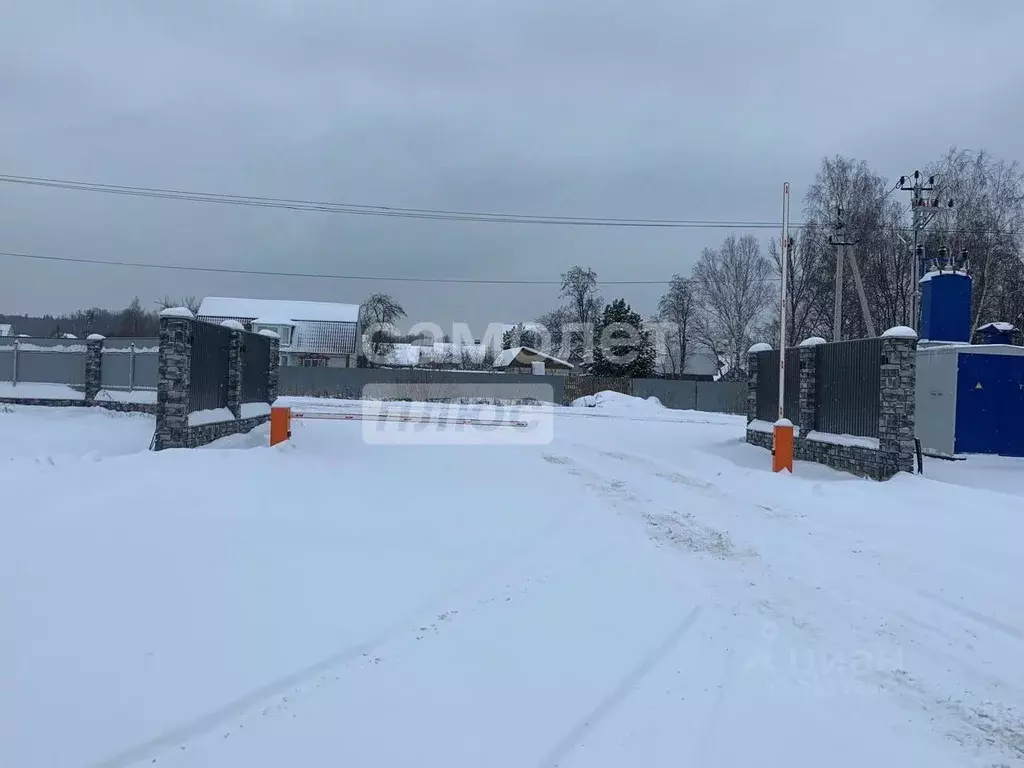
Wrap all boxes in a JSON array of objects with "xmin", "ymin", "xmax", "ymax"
[
  {"xmin": 190, "ymin": 321, "xmax": 231, "ymax": 411},
  {"xmin": 814, "ymin": 338, "xmax": 882, "ymax": 438},
  {"xmin": 755, "ymin": 349, "xmax": 799, "ymax": 425}
]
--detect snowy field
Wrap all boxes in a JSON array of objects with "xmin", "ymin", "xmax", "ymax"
[{"xmin": 2, "ymin": 397, "xmax": 1024, "ymax": 767}]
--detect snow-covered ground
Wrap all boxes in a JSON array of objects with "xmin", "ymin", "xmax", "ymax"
[{"xmin": 2, "ymin": 398, "xmax": 1024, "ymax": 767}]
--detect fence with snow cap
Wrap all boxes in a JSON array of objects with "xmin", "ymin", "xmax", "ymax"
[
  {"xmin": 152, "ymin": 308, "xmax": 279, "ymax": 450},
  {"xmin": 746, "ymin": 327, "xmax": 918, "ymax": 480}
]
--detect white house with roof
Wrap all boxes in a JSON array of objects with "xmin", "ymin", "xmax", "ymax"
[{"xmin": 197, "ymin": 296, "xmax": 361, "ymax": 368}]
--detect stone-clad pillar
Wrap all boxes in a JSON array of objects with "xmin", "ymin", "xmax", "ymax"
[
  {"xmin": 84, "ymin": 334, "xmax": 105, "ymax": 402},
  {"xmin": 797, "ymin": 336, "xmax": 825, "ymax": 434},
  {"xmin": 222, "ymin": 321, "xmax": 244, "ymax": 420},
  {"xmin": 258, "ymin": 329, "xmax": 281, "ymax": 404},
  {"xmin": 154, "ymin": 308, "xmax": 195, "ymax": 450},
  {"xmin": 878, "ymin": 327, "xmax": 918, "ymax": 477}
]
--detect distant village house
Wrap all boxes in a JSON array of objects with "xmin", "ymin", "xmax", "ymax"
[{"xmin": 198, "ymin": 296, "xmax": 360, "ymax": 368}]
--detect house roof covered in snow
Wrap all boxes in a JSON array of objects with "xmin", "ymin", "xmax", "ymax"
[
  {"xmin": 198, "ymin": 296, "xmax": 360, "ymax": 356},
  {"xmin": 198, "ymin": 296, "xmax": 360, "ymax": 324},
  {"xmin": 493, "ymin": 346, "xmax": 573, "ymax": 369},
  {"xmin": 977, "ymin": 322, "xmax": 1018, "ymax": 333},
  {"xmin": 0, "ymin": 324, "xmax": 12, "ymax": 337}
]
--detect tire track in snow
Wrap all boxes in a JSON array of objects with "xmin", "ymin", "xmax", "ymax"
[
  {"xmin": 536, "ymin": 605, "xmax": 703, "ymax": 768},
  {"xmin": 544, "ymin": 446, "xmax": 753, "ymax": 562},
  {"xmin": 89, "ymin": 506, "xmax": 583, "ymax": 768},
  {"xmin": 549, "ymin": 444, "xmax": 1024, "ymax": 764}
]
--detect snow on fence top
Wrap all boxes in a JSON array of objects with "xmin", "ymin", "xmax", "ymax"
[
  {"xmin": 799, "ymin": 336, "xmax": 827, "ymax": 347},
  {"xmin": 747, "ymin": 342, "xmax": 772, "ymax": 353},
  {"xmin": 160, "ymin": 307, "xmax": 195, "ymax": 319},
  {"xmin": 882, "ymin": 326, "xmax": 918, "ymax": 339},
  {"xmin": 0, "ymin": 342, "xmax": 86, "ymax": 352}
]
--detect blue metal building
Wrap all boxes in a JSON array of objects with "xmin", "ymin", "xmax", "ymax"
[
  {"xmin": 915, "ymin": 267, "xmax": 1024, "ymax": 457},
  {"xmin": 916, "ymin": 345, "xmax": 1024, "ymax": 457}
]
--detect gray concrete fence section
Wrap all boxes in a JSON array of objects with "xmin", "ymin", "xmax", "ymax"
[
  {"xmin": 100, "ymin": 339, "xmax": 159, "ymax": 391},
  {"xmin": 631, "ymin": 378, "xmax": 746, "ymax": 414},
  {"xmin": 279, "ymin": 366, "xmax": 568, "ymax": 404},
  {"xmin": 0, "ymin": 339, "xmax": 87, "ymax": 390},
  {"xmin": 279, "ymin": 365, "xmax": 747, "ymax": 414}
]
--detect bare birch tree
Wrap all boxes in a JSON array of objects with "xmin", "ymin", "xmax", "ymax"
[
  {"xmin": 657, "ymin": 275, "xmax": 695, "ymax": 375},
  {"xmin": 557, "ymin": 266, "xmax": 601, "ymax": 365},
  {"xmin": 691, "ymin": 234, "xmax": 772, "ymax": 379}
]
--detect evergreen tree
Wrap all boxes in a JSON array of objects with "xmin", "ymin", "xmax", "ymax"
[
  {"xmin": 592, "ymin": 299, "xmax": 657, "ymax": 377},
  {"xmin": 501, "ymin": 323, "xmax": 543, "ymax": 350}
]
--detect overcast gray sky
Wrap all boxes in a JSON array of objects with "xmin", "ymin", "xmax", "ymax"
[{"xmin": 2, "ymin": 0, "xmax": 1022, "ymax": 333}]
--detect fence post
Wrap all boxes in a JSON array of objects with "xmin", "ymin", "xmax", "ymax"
[
  {"xmin": 877, "ymin": 327, "xmax": 918, "ymax": 477},
  {"xmin": 259, "ymin": 331, "xmax": 281, "ymax": 404},
  {"xmin": 12, "ymin": 338, "xmax": 18, "ymax": 386},
  {"xmin": 154, "ymin": 308, "xmax": 195, "ymax": 451},
  {"xmin": 85, "ymin": 334, "xmax": 105, "ymax": 402},
  {"xmin": 222, "ymin": 321, "xmax": 244, "ymax": 420},
  {"xmin": 128, "ymin": 342, "xmax": 136, "ymax": 392},
  {"xmin": 797, "ymin": 337, "xmax": 825, "ymax": 435}
]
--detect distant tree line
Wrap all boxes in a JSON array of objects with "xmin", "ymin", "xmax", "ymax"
[{"xmin": 0, "ymin": 296, "xmax": 201, "ymax": 338}]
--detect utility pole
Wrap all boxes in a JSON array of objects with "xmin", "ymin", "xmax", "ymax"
[
  {"xmin": 897, "ymin": 170, "xmax": 954, "ymax": 332},
  {"xmin": 830, "ymin": 206, "xmax": 853, "ymax": 340}
]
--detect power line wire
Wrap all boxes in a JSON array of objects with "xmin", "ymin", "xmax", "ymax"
[
  {"xmin": 1, "ymin": 173, "xmax": 1017, "ymax": 238},
  {"xmin": 0, "ymin": 248, "xmax": 718, "ymax": 285},
  {"xmin": 0, "ymin": 173, "xmax": 793, "ymax": 229}
]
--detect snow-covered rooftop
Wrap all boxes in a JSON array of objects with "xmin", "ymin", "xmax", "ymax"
[
  {"xmin": 199, "ymin": 297, "xmax": 359, "ymax": 324},
  {"xmin": 493, "ymin": 346, "xmax": 573, "ymax": 369},
  {"xmin": 0, "ymin": 324, "xmax": 12, "ymax": 337},
  {"xmin": 977, "ymin": 322, "xmax": 1018, "ymax": 333},
  {"xmin": 919, "ymin": 269, "xmax": 969, "ymax": 283}
]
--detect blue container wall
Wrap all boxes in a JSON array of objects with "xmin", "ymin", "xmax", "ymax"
[
  {"xmin": 920, "ymin": 273, "xmax": 972, "ymax": 342},
  {"xmin": 954, "ymin": 353, "xmax": 1024, "ymax": 457}
]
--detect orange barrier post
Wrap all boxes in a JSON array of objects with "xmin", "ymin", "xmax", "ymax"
[
  {"xmin": 772, "ymin": 419, "xmax": 794, "ymax": 473},
  {"xmin": 270, "ymin": 406, "xmax": 292, "ymax": 446}
]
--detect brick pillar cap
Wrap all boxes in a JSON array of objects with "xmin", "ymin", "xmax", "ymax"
[
  {"xmin": 882, "ymin": 325, "xmax": 918, "ymax": 339},
  {"xmin": 160, "ymin": 307, "xmax": 195, "ymax": 319},
  {"xmin": 86, "ymin": 333, "xmax": 106, "ymax": 341},
  {"xmin": 748, "ymin": 342, "xmax": 773, "ymax": 353},
  {"xmin": 257, "ymin": 329, "xmax": 281, "ymax": 340},
  {"xmin": 799, "ymin": 336, "xmax": 827, "ymax": 347},
  {"xmin": 220, "ymin": 319, "xmax": 245, "ymax": 331}
]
